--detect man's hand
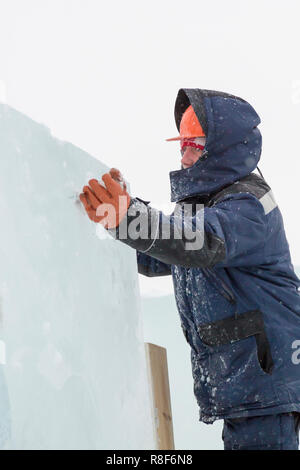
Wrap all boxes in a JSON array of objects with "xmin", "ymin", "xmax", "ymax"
[{"xmin": 80, "ymin": 168, "xmax": 131, "ymax": 229}]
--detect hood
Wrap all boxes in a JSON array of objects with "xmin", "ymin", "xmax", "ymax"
[{"xmin": 169, "ymin": 88, "xmax": 262, "ymax": 202}]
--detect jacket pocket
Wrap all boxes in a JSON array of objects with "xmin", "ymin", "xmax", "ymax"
[
  {"xmin": 195, "ymin": 310, "xmax": 277, "ymax": 412},
  {"xmin": 197, "ymin": 309, "xmax": 274, "ymax": 375}
]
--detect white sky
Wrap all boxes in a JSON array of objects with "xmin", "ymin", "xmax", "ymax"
[{"xmin": 0, "ymin": 0, "xmax": 299, "ymax": 295}]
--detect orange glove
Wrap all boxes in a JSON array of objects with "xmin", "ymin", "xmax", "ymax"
[{"xmin": 80, "ymin": 168, "xmax": 131, "ymax": 229}]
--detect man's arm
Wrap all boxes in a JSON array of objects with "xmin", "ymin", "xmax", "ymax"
[
  {"xmin": 80, "ymin": 171, "xmax": 268, "ymax": 270},
  {"xmin": 108, "ymin": 193, "xmax": 267, "ymax": 269}
]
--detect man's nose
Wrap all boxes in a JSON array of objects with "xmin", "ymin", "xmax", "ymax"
[{"xmin": 181, "ymin": 147, "xmax": 194, "ymax": 163}]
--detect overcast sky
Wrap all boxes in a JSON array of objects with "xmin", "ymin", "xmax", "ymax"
[{"xmin": 0, "ymin": 0, "xmax": 299, "ymax": 295}]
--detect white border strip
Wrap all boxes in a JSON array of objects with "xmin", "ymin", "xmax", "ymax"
[{"xmin": 259, "ymin": 190, "xmax": 277, "ymax": 215}]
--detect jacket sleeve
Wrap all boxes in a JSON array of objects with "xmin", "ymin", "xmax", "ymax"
[
  {"xmin": 137, "ymin": 251, "xmax": 172, "ymax": 277},
  {"xmin": 108, "ymin": 193, "xmax": 268, "ymax": 269}
]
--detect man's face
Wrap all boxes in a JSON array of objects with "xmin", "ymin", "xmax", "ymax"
[{"xmin": 180, "ymin": 138, "xmax": 206, "ymax": 169}]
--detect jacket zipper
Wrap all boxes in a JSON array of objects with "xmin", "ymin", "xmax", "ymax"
[{"xmin": 202, "ymin": 267, "xmax": 236, "ymax": 305}]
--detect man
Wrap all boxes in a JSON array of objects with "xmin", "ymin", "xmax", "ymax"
[{"xmin": 80, "ymin": 88, "xmax": 300, "ymax": 450}]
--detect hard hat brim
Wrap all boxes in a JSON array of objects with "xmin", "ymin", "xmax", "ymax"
[
  {"xmin": 166, "ymin": 133, "xmax": 205, "ymax": 142},
  {"xmin": 165, "ymin": 136, "xmax": 181, "ymax": 142}
]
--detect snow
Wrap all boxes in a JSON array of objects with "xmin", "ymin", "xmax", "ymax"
[{"xmin": 0, "ymin": 103, "xmax": 155, "ymax": 450}]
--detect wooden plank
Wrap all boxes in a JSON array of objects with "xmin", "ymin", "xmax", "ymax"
[{"xmin": 145, "ymin": 343, "xmax": 175, "ymax": 450}]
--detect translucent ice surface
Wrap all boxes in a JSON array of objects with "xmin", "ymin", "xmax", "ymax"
[{"xmin": 0, "ymin": 104, "xmax": 154, "ymax": 450}]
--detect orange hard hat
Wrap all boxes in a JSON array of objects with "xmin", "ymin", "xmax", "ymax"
[{"xmin": 166, "ymin": 105, "xmax": 205, "ymax": 141}]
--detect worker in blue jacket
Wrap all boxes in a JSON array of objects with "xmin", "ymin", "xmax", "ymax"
[{"xmin": 80, "ymin": 88, "xmax": 300, "ymax": 450}]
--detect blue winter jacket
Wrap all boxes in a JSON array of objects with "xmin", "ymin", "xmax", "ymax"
[{"xmin": 109, "ymin": 88, "xmax": 300, "ymax": 423}]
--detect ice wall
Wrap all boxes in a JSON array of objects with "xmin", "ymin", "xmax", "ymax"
[{"xmin": 0, "ymin": 103, "xmax": 155, "ymax": 450}]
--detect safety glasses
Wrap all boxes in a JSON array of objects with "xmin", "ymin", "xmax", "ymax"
[{"xmin": 180, "ymin": 137, "xmax": 206, "ymax": 151}]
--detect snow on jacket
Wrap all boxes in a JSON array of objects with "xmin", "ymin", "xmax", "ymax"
[{"xmin": 109, "ymin": 88, "xmax": 300, "ymax": 423}]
